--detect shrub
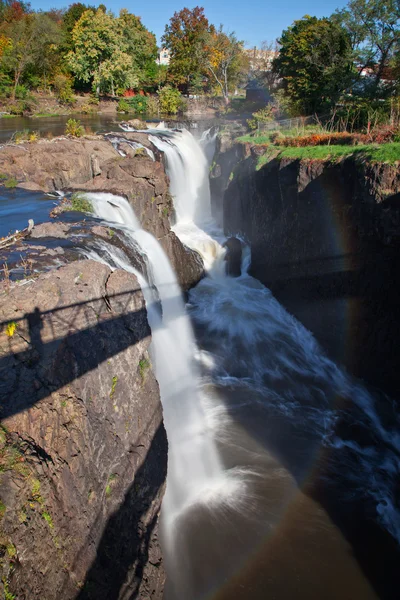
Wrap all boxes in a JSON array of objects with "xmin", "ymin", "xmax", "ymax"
[
  {"xmin": 369, "ymin": 124, "xmax": 400, "ymax": 144},
  {"xmin": 158, "ymin": 86, "xmax": 183, "ymax": 115},
  {"xmin": 117, "ymin": 96, "xmax": 148, "ymax": 114},
  {"xmin": 87, "ymin": 95, "xmax": 99, "ymax": 105},
  {"xmin": 127, "ymin": 95, "xmax": 148, "ymax": 114},
  {"xmin": 53, "ymin": 74, "xmax": 75, "ymax": 106},
  {"xmin": 7, "ymin": 103, "xmax": 24, "ymax": 115},
  {"xmin": 65, "ymin": 118, "xmax": 84, "ymax": 137},
  {"xmin": 70, "ymin": 192, "xmax": 92, "ymax": 213},
  {"xmin": 117, "ymin": 99, "xmax": 131, "ymax": 113},
  {"xmin": 14, "ymin": 84, "xmax": 29, "ymax": 100},
  {"xmin": 4, "ymin": 177, "xmax": 17, "ymax": 188},
  {"xmin": 80, "ymin": 102, "xmax": 97, "ymax": 114},
  {"xmin": 247, "ymin": 105, "xmax": 274, "ymax": 131},
  {"xmin": 146, "ymin": 95, "xmax": 159, "ymax": 117},
  {"xmin": 13, "ymin": 130, "xmax": 39, "ymax": 144}
]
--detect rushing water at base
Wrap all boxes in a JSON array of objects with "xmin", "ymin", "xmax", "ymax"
[{"xmin": 79, "ymin": 130, "xmax": 400, "ymax": 599}]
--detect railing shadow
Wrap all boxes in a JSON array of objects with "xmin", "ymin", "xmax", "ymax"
[{"xmin": 0, "ymin": 287, "xmax": 181, "ymax": 419}]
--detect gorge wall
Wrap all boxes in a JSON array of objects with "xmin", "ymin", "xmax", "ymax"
[
  {"xmin": 0, "ymin": 260, "xmax": 166, "ymax": 599},
  {"xmin": 212, "ymin": 139, "xmax": 400, "ymax": 397}
]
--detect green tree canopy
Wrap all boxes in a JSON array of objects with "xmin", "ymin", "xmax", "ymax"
[
  {"xmin": 118, "ymin": 9, "xmax": 157, "ymax": 87},
  {"xmin": 162, "ymin": 6, "xmax": 211, "ymax": 92},
  {"xmin": 334, "ymin": 0, "xmax": 400, "ymax": 95},
  {"xmin": 1, "ymin": 11, "xmax": 62, "ymax": 97},
  {"xmin": 273, "ymin": 15, "xmax": 355, "ymax": 114},
  {"xmin": 66, "ymin": 8, "xmax": 139, "ymax": 95},
  {"xmin": 62, "ymin": 2, "xmax": 94, "ymax": 53}
]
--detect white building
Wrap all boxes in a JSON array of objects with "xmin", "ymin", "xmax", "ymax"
[{"xmin": 157, "ymin": 48, "xmax": 171, "ymax": 66}]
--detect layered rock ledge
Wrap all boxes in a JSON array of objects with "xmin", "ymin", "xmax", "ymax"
[{"xmin": 0, "ymin": 133, "xmax": 204, "ymax": 290}]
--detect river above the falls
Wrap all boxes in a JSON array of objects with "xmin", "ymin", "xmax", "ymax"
[{"xmin": 0, "ymin": 113, "xmax": 217, "ymax": 144}]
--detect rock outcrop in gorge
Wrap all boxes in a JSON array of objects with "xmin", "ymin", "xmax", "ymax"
[
  {"xmin": 0, "ymin": 133, "xmax": 204, "ymax": 290},
  {"xmin": 0, "ymin": 260, "xmax": 166, "ymax": 599},
  {"xmin": 213, "ymin": 137, "xmax": 400, "ymax": 397}
]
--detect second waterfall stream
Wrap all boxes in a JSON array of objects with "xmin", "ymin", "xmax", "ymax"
[{"xmin": 81, "ymin": 127, "xmax": 400, "ymax": 600}]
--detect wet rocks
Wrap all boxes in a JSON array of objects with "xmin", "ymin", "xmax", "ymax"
[
  {"xmin": 223, "ymin": 236, "xmax": 242, "ymax": 277},
  {"xmin": 0, "ymin": 134, "xmax": 205, "ymax": 288}
]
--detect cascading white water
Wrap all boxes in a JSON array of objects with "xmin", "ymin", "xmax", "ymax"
[
  {"xmin": 150, "ymin": 128, "xmax": 400, "ymax": 554},
  {"xmin": 149, "ymin": 129, "xmax": 227, "ymax": 275},
  {"xmin": 81, "ymin": 192, "xmax": 235, "ymax": 533}
]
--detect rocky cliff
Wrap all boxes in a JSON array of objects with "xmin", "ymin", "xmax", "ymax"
[
  {"xmin": 213, "ymin": 139, "xmax": 400, "ymax": 397},
  {"xmin": 0, "ymin": 260, "xmax": 167, "ymax": 599}
]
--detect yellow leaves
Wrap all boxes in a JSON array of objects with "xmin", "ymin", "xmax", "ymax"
[
  {"xmin": 5, "ymin": 321, "xmax": 17, "ymax": 337},
  {"xmin": 0, "ymin": 34, "xmax": 12, "ymax": 58}
]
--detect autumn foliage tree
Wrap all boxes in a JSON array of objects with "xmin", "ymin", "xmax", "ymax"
[
  {"xmin": 162, "ymin": 6, "xmax": 210, "ymax": 93},
  {"xmin": 203, "ymin": 28, "xmax": 246, "ymax": 101}
]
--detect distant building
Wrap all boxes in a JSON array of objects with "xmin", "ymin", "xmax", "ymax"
[
  {"xmin": 157, "ymin": 48, "xmax": 170, "ymax": 66},
  {"xmin": 244, "ymin": 47, "xmax": 278, "ymax": 72}
]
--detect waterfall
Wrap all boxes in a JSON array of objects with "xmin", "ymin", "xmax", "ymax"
[
  {"xmin": 81, "ymin": 193, "xmax": 236, "ymax": 531},
  {"xmin": 77, "ymin": 128, "xmax": 400, "ymax": 598}
]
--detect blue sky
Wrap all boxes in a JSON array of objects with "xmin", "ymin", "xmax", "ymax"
[{"xmin": 29, "ymin": 0, "xmax": 350, "ymax": 47}]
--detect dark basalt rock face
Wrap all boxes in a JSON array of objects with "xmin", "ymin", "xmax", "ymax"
[
  {"xmin": 0, "ymin": 260, "xmax": 167, "ymax": 600},
  {"xmin": 219, "ymin": 146, "xmax": 400, "ymax": 397},
  {"xmin": 223, "ymin": 237, "xmax": 242, "ymax": 277}
]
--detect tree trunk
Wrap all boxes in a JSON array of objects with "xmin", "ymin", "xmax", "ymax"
[{"xmin": 12, "ymin": 69, "xmax": 21, "ymax": 101}]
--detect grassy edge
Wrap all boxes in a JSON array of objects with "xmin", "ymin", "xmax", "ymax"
[{"xmin": 239, "ymin": 142, "xmax": 400, "ymax": 170}]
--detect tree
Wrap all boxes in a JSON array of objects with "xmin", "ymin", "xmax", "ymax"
[
  {"xmin": 118, "ymin": 9, "xmax": 158, "ymax": 88},
  {"xmin": 335, "ymin": 0, "xmax": 400, "ymax": 95},
  {"xmin": 0, "ymin": 0, "xmax": 29, "ymax": 23},
  {"xmin": 273, "ymin": 15, "xmax": 355, "ymax": 114},
  {"xmin": 203, "ymin": 28, "xmax": 246, "ymax": 102},
  {"xmin": 162, "ymin": 6, "xmax": 211, "ymax": 92},
  {"xmin": 66, "ymin": 9, "xmax": 138, "ymax": 96},
  {"xmin": 1, "ymin": 12, "xmax": 61, "ymax": 97},
  {"xmin": 62, "ymin": 3, "xmax": 94, "ymax": 53}
]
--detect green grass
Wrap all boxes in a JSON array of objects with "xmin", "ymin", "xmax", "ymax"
[
  {"xmin": 110, "ymin": 375, "xmax": 118, "ymax": 399},
  {"xmin": 237, "ymin": 125, "xmax": 326, "ymax": 146},
  {"xmin": 237, "ymin": 133, "xmax": 271, "ymax": 145},
  {"xmin": 0, "ymin": 114, "xmax": 18, "ymax": 119},
  {"xmin": 69, "ymin": 192, "xmax": 93, "ymax": 213},
  {"xmin": 4, "ymin": 177, "xmax": 18, "ymax": 189},
  {"xmin": 254, "ymin": 142, "xmax": 400, "ymax": 170},
  {"xmin": 32, "ymin": 112, "xmax": 60, "ymax": 118}
]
